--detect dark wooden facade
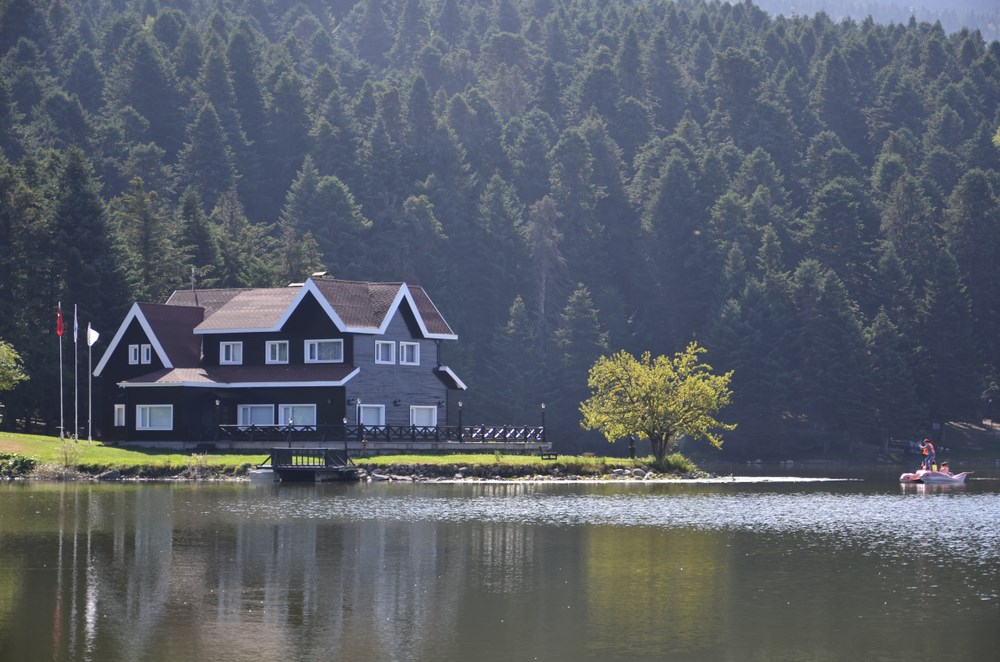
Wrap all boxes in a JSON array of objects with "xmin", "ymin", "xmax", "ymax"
[{"xmin": 94, "ymin": 278, "xmax": 468, "ymax": 446}]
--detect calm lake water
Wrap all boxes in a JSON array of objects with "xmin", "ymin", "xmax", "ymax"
[{"xmin": 2, "ymin": 474, "xmax": 999, "ymax": 661}]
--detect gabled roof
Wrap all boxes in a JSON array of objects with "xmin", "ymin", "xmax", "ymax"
[
  {"xmin": 181, "ymin": 277, "xmax": 458, "ymax": 340},
  {"xmin": 93, "ymin": 303, "xmax": 203, "ymax": 377}
]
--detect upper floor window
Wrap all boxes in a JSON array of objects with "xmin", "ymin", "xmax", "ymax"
[
  {"xmin": 220, "ymin": 341, "xmax": 242, "ymax": 365},
  {"xmin": 399, "ymin": 342, "xmax": 420, "ymax": 366},
  {"xmin": 266, "ymin": 340, "xmax": 289, "ymax": 364},
  {"xmin": 141, "ymin": 344, "xmax": 152, "ymax": 364},
  {"xmin": 305, "ymin": 339, "xmax": 343, "ymax": 363},
  {"xmin": 375, "ymin": 340, "xmax": 395, "ymax": 364},
  {"xmin": 128, "ymin": 344, "xmax": 139, "ymax": 364},
  {"xmin": 129, "ymin": 344, "xmax": 152, "ymax": 365}
]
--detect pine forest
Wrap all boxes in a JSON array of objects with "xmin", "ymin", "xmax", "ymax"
[{"xmin": 1, "ymin": 0, "xmax": 999, "ymax": 456}]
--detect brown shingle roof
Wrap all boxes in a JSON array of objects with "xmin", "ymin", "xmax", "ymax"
[
  {"xmin": 121, "ymin": 364, "xmax": 358, "ymax": 386},
  {"xmin": 165, "ymin": 277, "xmax": 456, "ymax": 339},
  {"xmin": 136, "ymin": 303, "xmax": 203, "ymax": 368},
  {"xmin": 193, "ymin": 287, "xmax": 301, "ymax": 332}
]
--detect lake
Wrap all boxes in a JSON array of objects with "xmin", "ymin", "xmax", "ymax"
[{"xmin": 1, "ymin": 474, "xmax": 998, "ymax": 661}]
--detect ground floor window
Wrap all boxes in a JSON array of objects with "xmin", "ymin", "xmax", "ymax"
[
  {"xmin": 238, "ymin": 404, "xmax": 274, "ymax": 427},
  {"xmin": 279, "ymin": 404, "xmax": 316, "ymax": 426},
  {"xmin": 359, "ymin": 404, "xmax": 385, "ymax": 427},
  {"xmin": 410, "ymin": 405, "xmax": 437, "ymax": 427},
  {"xmin": 136, "ymin": 404, "xmax": 172, "ymax": 431},
  {"xmin": 114, "ymin": 404, "xmax": 125, "ymax": 427}
]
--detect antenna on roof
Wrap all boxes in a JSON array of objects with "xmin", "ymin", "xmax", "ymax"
[{"xmin": 191, "ymin": 265, "xmax": 199, "ymax": 307}]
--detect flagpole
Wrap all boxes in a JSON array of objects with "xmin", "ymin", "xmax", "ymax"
[
  {"xmin": 74, "ymin": 304, "xmax": 79, "ymax": 442},
  {"xmin": 58, "ymin": 302, "xmax": 64, "ymax": 440},
  {"xmin": 87, "ymin": 323, "xmax": 93, "ymax": 443}
]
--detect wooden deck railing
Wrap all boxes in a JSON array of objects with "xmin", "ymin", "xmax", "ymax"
[{"xmin": 216, "ymin": 423, "xmax": 546, "ymax": 444}]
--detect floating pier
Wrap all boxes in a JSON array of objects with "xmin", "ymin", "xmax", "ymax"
[{"xmin": 258, "ymin": 448, "xmax": 361, "ymax": 482}]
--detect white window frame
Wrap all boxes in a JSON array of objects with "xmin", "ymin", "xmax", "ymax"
[
  {"xmin": 358, "ymin": 404, "xmax": 385, "ymax": 427},
  {"xmin": 375, "ymin": 340, "xmax": 395, "ymax": 364},
  {"xmin": 305, "ymin": 339, "xmax": 343, "ymax": 363},
  {"xmin": 220, "ymin": 341, "xmax": 243, "ymax": 365},
  {"xmin": 128, "ymin": 344, "xmax": 140, "ymax": 365},
  {"xmin": 399, "ymin": 341, "xmax": 420, "ymax": 366},
  {"xmin": 266, "ymin": 340, "xmax": 289, "ymax": 364},
  {"xmin": 237, "ymin": 404, "xmax": 274, "ymax": 427},
  {"xmin": 140, "ymin": 344, "xmax": 152, "ymax": 364},
  {"xmin": 410, "ymin": 405, "xmax": 437, "ymax": 427},
  {"xmin": 114, "ymin": 404, "xmax": 126, "ymax": 427},
  {"xmin": 279, "ymin": 404, "xmax": 317, "ymax": 427},
  {"xmin": 136, "ymin": 404, "xmax": 173, "ymax": 431}
]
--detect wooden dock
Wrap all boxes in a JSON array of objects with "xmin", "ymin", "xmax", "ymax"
[{"xmin": 259, "ymin": 448, "xmax": 361, "ymax": 482}]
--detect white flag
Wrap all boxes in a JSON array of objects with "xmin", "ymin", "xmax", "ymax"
[
  {"xmin": 73, "ymin": 305, "xmax": 78, "ymax": 343},
  {"xmin": 87, "ymin": 323, "xmax": 99, "ymax": 347}
]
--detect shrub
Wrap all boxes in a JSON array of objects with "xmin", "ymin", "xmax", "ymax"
[{"xmin": 0, "ymin": 452, "xmax": 36, "ymax": 477}]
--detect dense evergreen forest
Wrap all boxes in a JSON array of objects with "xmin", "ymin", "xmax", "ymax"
[
  {"xmin": 755, "ymin": 1, "xmax": 1000, "ymax": 43},
  {"xmin": 1, "ymin": 0, "xmax": 999, "ymax": 455}
]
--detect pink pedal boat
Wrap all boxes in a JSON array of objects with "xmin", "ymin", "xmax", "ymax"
[{"xmin": 899, "ymin": 469, "xmax": 972, "ymax": 484}]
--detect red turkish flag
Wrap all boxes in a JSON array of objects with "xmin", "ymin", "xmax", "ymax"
[{"xmin": 56, "ymin": 304, "xmax": 63, "ymax": 337}]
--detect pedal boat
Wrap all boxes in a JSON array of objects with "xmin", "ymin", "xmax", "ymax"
[{"xmin": 899, "ymin": 469, "xmax": 971, "ymax": 484}]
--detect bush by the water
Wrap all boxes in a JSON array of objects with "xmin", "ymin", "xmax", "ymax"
[{"xmin": 0, "ymin": 453, "xmax": 36, "ymax": 477}]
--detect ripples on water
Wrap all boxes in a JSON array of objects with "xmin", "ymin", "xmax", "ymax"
[{"xmin": 221, "ymin": 481, "xmax": 1000, "ymax": 569}]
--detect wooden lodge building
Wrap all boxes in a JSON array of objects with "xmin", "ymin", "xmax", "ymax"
[{"xmin": 93, "ymin": 275, "xmax": 549, "ymax": 454}]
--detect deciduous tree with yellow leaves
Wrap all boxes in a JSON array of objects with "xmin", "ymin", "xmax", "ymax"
[{"xmin": 580, "ymin": 342, "xmax": 735, "ymax": 463}]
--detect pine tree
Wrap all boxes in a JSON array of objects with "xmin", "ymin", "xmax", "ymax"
[{"xmin": 177, "ymin": 101, "xmax": 238, "ymax": 209}]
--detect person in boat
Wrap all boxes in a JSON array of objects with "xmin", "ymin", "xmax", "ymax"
[
  {"xmin": 918, "ymin": 439, "xmax": 936, "ymax": 471},
  {"xmin": 939, "ymin": 461, "xmax": 950, "ymax": 475}
]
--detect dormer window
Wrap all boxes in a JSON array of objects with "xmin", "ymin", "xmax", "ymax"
[
  {"xmin": 375, "ymin": 340, "xmax": 395, "ymax": 364},
  {"xmin": 266, "ymin": 340, "xmax": 289, "ymax": 364},
  {"xmin": 220, "ymin": 341, "xmax": 243, "ymax": 365}
]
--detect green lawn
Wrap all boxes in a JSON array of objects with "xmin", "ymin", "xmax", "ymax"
[{"xmin": 0, "ymin": 432, "xmax": 687, "ymax": 476}]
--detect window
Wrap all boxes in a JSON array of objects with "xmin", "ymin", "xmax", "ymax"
[
  {"xmin": 136, "ymin": 404, "xmax": 172, "ymax": 430},
  {"xmin": 114, "ymin": 404, "xmax": 126, "ymax": 427},
  {"xmin": 220, "ymin": 341, "xmax": 242, "ymax": 365},
  {"xmin": 399, "ymin": 342, "xmax": 420, "ymax": 365},
  {"xmin": 305, "ymin": 339, "xmax": 343, "ymax": 363},
  {"xmin": 238, "ymin": 404, "xmax": 274, "ymax": 427},
  {"xmin": 410, "ymin": 405, "xmax": 437, "ymax": 427},
  {"xmin": 266, "ymin": 340, "xmax": 289, "ymax": 364},
  {"xmin": 128, "ymin": 345, "xmax": 139, "ymax": 365},
  {"xmin": 279, "ymin": 404, "xmax": 316, "ymax": 426},
  {"xmin": 358, "ymin": 404, "xmax": 385, "ymax": 427},
  {"xmin": 375, "ymin": 340, "xmax": 395, "ymax": 364},
  {"xmin": 141, "ymin": 344, "xmax": 152, "ymax": 364}
]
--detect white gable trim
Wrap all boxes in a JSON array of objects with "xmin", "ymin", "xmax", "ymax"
[
  {"xmin": 93, "ymin": 304, "xmax": 173, "ymax": 376},
  {"xmin": 381, "ymin": 284, "xmax": 458, "ymax": 340},
  {"xmin": 119, "ymin": 367, "xmax": 361, "ymax": 389},
  {"xmin": 437, "ymin": 365, "xmax": 468, "ymax": 390},
  {"xmin": 190, "ymin": 278, "xmax": 458, "ymax": 339}
]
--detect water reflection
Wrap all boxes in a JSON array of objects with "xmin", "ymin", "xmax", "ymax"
[{"xmin": 1, "ymin": 479, "xmax": 998, "ymax": 661}]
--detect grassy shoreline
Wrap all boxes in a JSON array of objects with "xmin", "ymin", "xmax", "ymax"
[{"xmin": 1, "ymin": 432, "xmax": 697, "ymax": 480}]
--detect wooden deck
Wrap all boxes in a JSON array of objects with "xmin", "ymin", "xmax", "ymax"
[{"xmin": 259, "ymin": 448, "xmax": 361, "ymax": 482}]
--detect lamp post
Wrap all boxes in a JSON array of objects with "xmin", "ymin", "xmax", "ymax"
[
  {"xmin": 458, "ymin": 400, "xmax": 463, "ymax": 442},
  {"xmin": 541, "ymin": 402, "xmax": 546, "ymax": 443}
]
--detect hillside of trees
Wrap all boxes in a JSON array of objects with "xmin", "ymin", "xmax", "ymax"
[
  {"xmin": 755, "ymin": 1, "xmax": 1000, "ymax": 43},
  {"xmin": 1, "ymin": 0, "xmax": 998, "ymax": 456}
]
